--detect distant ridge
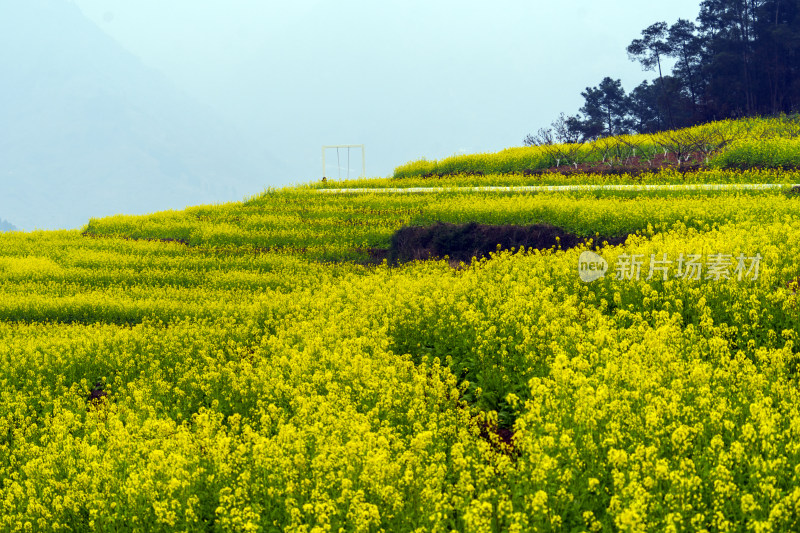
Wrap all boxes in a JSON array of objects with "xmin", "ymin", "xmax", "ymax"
[
  {"xmin": 0, "ymin": 219, "xmax": 17, "ymax": 232},
  {"xmin": 0, "ymin": 0, "xmax": 283, "ymax": 230}
]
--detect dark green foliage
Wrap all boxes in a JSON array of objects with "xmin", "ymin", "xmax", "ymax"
[{"xmin": 530, "ymin": 0, "xmax": 800, "ymax": 143}]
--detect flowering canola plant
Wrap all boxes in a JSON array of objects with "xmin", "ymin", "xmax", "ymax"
[
  {"xmin": 391, "ymin": 115, "xmax": 800, "ymax": 179},
  {"xmin": 2, "ymin": 158, "xmax": 800, "ymax": 530}
]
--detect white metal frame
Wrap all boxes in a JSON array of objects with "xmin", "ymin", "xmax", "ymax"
[{"xmin": 322, "ymin": 144, "xmax": 365, "ymax": 180}]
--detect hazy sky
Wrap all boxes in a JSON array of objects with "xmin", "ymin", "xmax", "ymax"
[{"xmin": 71, "ymin": 0, "xmax": 703, "ymax": 185}]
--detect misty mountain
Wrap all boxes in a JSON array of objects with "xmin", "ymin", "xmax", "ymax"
[
  {"xmin": 0, "ymin": 219, "xmax": 16, "ymax": 232},
  {"xmin": 0, "ymin": 0, "xmax": 283, "ymax": 230}
]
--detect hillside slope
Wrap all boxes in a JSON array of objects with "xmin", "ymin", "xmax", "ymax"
[
  {"xmin": 0, "ymin": 0, "xmax": 283, "ymax": 230},
  {"xmin": 2, "ymin": 179, "xmax": 800, "ymax": 530},
  {"xmin": 391, "ymin": 116, "xmax": 800, "ymax": 179}
]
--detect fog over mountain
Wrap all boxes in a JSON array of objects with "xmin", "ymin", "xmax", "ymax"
[
  {"xmin": 0, "ymin": 0, "xmax": 283, "ymax": 230},
  {"xmin": 0, "ymin": 219, "xmax": 16, "ymax": 232}
]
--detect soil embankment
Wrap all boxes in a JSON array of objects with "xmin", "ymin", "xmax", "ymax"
[{"xmin": 385, "ymin": 222, "xmax": 629, "ymax": 265}]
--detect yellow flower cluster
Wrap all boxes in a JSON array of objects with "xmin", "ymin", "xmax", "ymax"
[
  {"xmin": 391, "ymin": 115, "xmax": 800, "ymax": 179},
  {"xmin": 1, "ymin": 176, "xmax": 799, "ymax": 530},
  {"xmin": 313, "ymin": 167, "xmax": 800, "ymax": 190},
  {"xmin": 85, "ymin": 187, "xmax": 800, "ymax": 264},
  {"xmin": 709, "ymin": 137, "xmax": 800, "ymax": 169}
]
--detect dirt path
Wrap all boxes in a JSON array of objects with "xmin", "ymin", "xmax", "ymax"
[{"xmin": 319, "ymin": 183, "xmax": 796, "ymax": 193}]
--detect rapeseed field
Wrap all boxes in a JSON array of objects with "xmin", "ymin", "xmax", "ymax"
[{"xmin": 2, "ymin": 119, "xmax": 800, "ymax": 531}]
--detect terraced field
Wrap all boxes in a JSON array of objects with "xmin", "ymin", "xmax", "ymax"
[{"xmin": 3, "ymin": 118, "xmax": 800, "ymax": 531}]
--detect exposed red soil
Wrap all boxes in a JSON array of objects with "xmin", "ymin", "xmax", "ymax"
[
  {"xmin": 418, "ymin": 152, "xmax": 709, "ymax": 178},
  {"xmin": 523, "ymin": 152, "xmax": 705, "ymax": 177}
]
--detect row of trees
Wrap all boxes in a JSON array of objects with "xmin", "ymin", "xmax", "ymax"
[{"xmin": 527, "ymin": 0, "xmax": 800, "ymax": 144}]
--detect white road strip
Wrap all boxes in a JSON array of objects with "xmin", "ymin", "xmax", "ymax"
[{"xmin": 318, "ymin": 183, "xmax": 798, "ymax": 193}]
